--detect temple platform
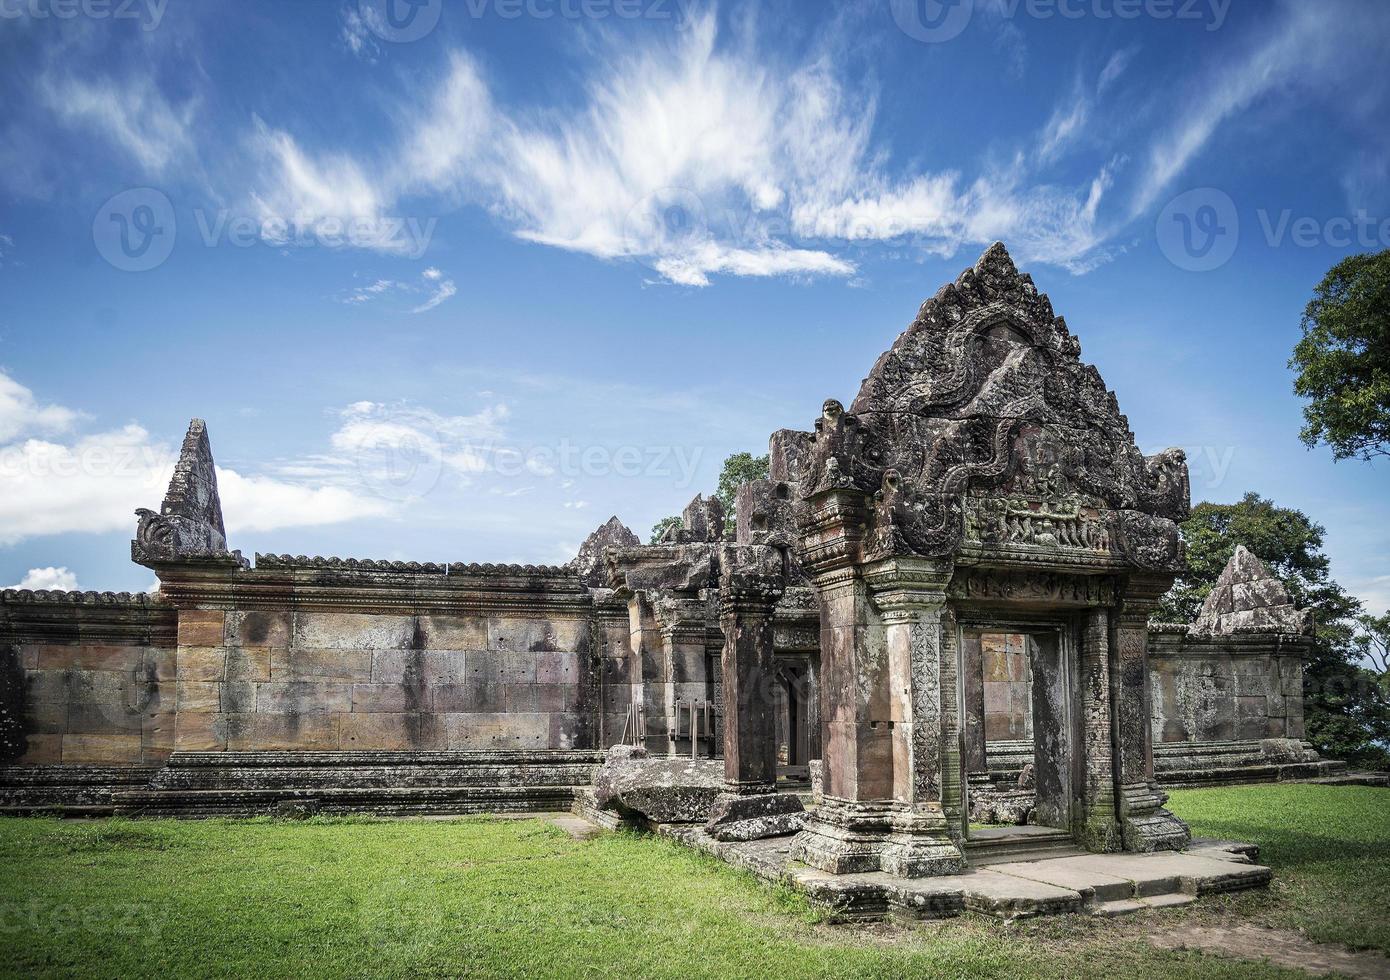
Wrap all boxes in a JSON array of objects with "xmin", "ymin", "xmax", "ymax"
[{"xmin": 653, "ymin": 825, "xmax": 1271, "ymax": 922}]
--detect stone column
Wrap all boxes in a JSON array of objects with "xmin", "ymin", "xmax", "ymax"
[
  {"xmin": 866, "ymin": 559, "xmax": 965, "ymax": 876},
  {"xmin": 1112, "ymin": 575, "xmax": 1190, "ymax": 851},
  {"xmin": 1077, "ymin": 608, "xmax": 1121, "ymax": 850},
  {"xmin": 789, "ymin": 527, "xmax": 964, "ymax": 876},
  {"xmin": 653, "ymin": 598, "xmax": 709, "ymax": 756},
  {"xmin": 704, "ymin": 545, "xmax": 804, "ymax": 840}
]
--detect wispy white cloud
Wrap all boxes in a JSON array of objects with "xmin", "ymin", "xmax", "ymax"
[
  {"xmin": 1128, "ymin": 2, "xmax": 1377, "ymax": 217},
  {"xmin": 0, "ymin": 370, "xmax": 80, "ymax": 442},
  {"xmin": 338, "ymin": 267, "xmax": 457, "ymax": 312},
  {"xmin": 412, "ymin": 276, "xmax": 456, "ymax": 313},
  {"xmin": 40, "ymin": 71, "xmax": 197, "ymax": 177}
]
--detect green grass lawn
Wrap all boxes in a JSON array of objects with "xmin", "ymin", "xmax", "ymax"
[
  {"xmin": 1166, "ymin": 783, "xmax": 1390, "ymax": 953},
  {"xmin": 0, "ymin": 784, "xmax": 1383, "ymax": 979}
]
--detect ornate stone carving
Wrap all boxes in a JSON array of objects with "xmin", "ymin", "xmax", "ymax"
[
  {"xmin": 791, "ymin": 244, "xmax": 1188, "ymax": 570},
  {"xmin": 570, "ymin": 516, "xmax": 641, "ymax": 587},
  {"xmin": 131, "ymin": 419, "xmax": 246, "ymax": 567},
  {"xmin": 948, "ymin": 570, "xmax": 1115, "ymax": 606}
]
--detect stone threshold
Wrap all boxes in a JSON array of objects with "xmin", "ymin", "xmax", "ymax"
[{"xmin": 652, "ymin": 825, "xmax": 1271, "ymax": 922}]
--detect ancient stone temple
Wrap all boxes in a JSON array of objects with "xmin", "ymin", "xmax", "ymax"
[{"xmin": 0, "ymin": 245, "xmax": 1349, "ymax": 890}]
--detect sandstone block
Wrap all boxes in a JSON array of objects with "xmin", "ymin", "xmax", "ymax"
[
  {"xmin": 255, "ymin": 681, "xmax": 352, "ymax": 715},
  {"xmin": 226, "ymin": 611, "xmax": 291, "ymax": 647},
  {"xmin": 292, "ymin": 612, "xmax": 414, "ymax": 650},
  {"xmin": 419, "ymin": 615, "xmax": 487, "ymax": 648},
  {"xmin": 225, "ymin": 647, "xmax": 271, "ymax": 682},
  {"xmin": 177, "ymin": 647, "xmax": 226, "ymax": 681},
  {"xmin": 592, "ymin": 756, "xmax": 724, "ymax": 823},
  {"xmin": 62, "ymin": 733, "xmax": 142, "ymax": 764},
  {"xmin": 271, "ymin": 647, "xmax": 372, "ymax": 682},
  {"xmin": 178, "ymin": 610, "xmax": 226, "ymax": 647}
]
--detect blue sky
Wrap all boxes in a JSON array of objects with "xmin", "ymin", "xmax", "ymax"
[{"xmin": 0, "ymin": 0, "xmax": 1387, "ymax": 616}]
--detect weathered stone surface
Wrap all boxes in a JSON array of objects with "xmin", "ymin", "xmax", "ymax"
[
  {"xmin": 131, "ymin": 420, "xmax": 245, "ymax": 568},
  {"xmin": 592, "ymin": 755, "xmax": 724, "ymax": 823},
  {"xmin": 1192, "ymin": 546, "xmax": 1312, "ymax": 635},
  {"xmin": 571, "ymin": 517, "xmax": 640, "ymax": 587},
  {"xmin": 704, "ymin": 790, "xmax": 805, "ymax": 841}
]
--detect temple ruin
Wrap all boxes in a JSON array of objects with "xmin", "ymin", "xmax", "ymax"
[{"xmin": 0, "ymin": 243, "xmax": 1353, "ymax": 918}]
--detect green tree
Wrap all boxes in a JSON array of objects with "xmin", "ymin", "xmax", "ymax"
[
  {"xmin": 715, "ymin": 452, "xmax": 769, "ymax": 539},
  {"xmin": 1290, "ymin": 249, "xmax": 1390, "ymax": 461},
  {"xmin": 648, "ymin": 453, "xmax": 770, "ymax": 544},
  {"xmin": 649, "ymin": 515, "xmax": 681, "ymax": 544},
  {"xmin": 1155, "ymin": 491, "xmax": 1390, "ymax": 767},
  {"xmin": 1355, "ymin": 611, "xmax": 1390, "ymax": 677}
]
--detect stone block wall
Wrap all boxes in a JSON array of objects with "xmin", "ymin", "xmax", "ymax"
[
  {"xmin": 0, "ymin": 592, "xmax": 176, "ymax": 766},
  {"xmin": 170, "ymin": 607, "xmax": 594, "ymax": 754},
  {"xmin": 1148, "ymin": 626, "xmax": 1305, "ymax": 744},
  {"xmin": 981, "ymin": 632, "xmax": 1031, "ymax": 742}
]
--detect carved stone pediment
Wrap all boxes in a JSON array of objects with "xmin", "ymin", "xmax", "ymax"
[{"xmin": 792, "ymin": 244, "xmax": 1189, "ymax": 573}]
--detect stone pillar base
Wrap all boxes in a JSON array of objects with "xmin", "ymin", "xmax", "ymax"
[
  {"xmin": 1078, "ymin": 808, "xmax": 1123, "ymax": 853},
  {"xmin": 1118, "ymin": 782, "xmax": 1190, "ymax": 852},
  {"xmin": 704, "ymin": 789, "xmax": 805, "ymax": 842},
  {"xmin": 790, "ymin": 798, "xmax": 964, "ymax": 877}
]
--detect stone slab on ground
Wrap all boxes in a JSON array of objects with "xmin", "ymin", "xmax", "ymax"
[
  {"xmin": 987, "ymin": 859, "xmax": 1136, "ymax": 905},
  {"xmin": 655, "ymin": 823, "xmax": 1272, "ymax": 922}
]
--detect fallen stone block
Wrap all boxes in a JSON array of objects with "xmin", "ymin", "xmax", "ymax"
[
  {"xmin": 704, "ymin": 791, "xmax": 805, "ymax": 841},
  {"xmin": 592, "ymin": 751, "xmax": 723, "ymax": 823}
]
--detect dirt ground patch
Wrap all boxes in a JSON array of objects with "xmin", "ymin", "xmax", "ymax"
[{"xmin": 1148, "ymin": 924, "xmax": 1390, "ymax": 979}]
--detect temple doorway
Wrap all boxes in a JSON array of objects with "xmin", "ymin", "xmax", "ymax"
[{"xmin": 960, "ymin": 624, "xmax": 1077, "ymax": 843}]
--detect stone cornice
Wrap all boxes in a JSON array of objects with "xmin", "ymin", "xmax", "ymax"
[
  {"xmin": 151, "ymin": 561, "xmax": 592, "ymax": 616},
  {"xmin": 0, "ymin": 590, "xmax": 177, "ymax": 645}
]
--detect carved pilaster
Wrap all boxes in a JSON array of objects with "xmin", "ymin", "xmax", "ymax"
[
  {"xmin": 1078, "ymin": 608, "xmax": 1121, "ymax": 850},
  {"xmin": 1112, "ymin": 574, "xmax": 1190, "ymax": 851},
  {"xmin": 705, "ymin": 545, "xmax": 804, "ymax": 841},
  {"xmin": 791, "ymin": 558, "xmax": 964, "ymax": 877}
]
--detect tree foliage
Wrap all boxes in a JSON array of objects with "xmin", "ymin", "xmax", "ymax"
[
  {"xmin": 715, "ymin": 452, "xmax": 769, "ymax": 537},
  {"xmin": 650, "ymin": 452, "xmax": 770, "ymax": 544},
  {"xmin": 648, "ymin": 515, "xmax": 681, "ymax": 545},
  {"xmin": 1290, "ymin": 249, "xmax": 1390, "ymax": 461},
  {"xmin": 1155, "ymin": 492, "xmax": 1390, "ymax": 767}
]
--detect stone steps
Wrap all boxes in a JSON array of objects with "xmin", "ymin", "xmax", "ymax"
[
  {"xmin": 964, "ymin": 828, "xmax": 1081, "ymax": 866},
  {"xmin": 660, "ymin": 824, "xmax": 1274, "ymax": 922},
  {"xmin": 114, "ymin": 784, "xmax": 583, "ymax": 818},
  {"xmin": 0, "ymin": 765, "xmax": 162, "ymax": 816}
]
